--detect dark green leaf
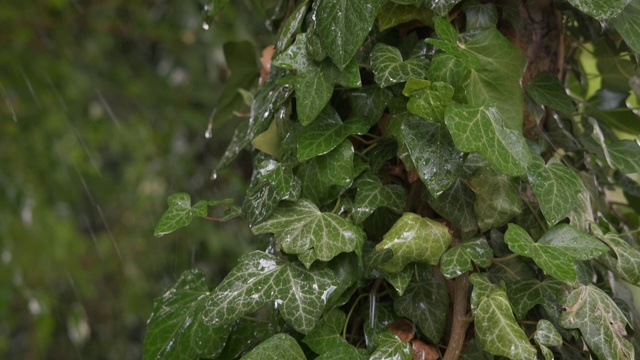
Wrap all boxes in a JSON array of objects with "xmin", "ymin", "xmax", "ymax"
[
  {"xmin": 303, "ymin": 309, "xmax": 361, "ymax": 357},
  {"xmin": 370, "ymin": 331, "xmax": 412, "ymax": 360},
  {"xmin": 242, "ymin": 181, "xmax": 280, "ymax": 226},
  {"xmin": 426, "ymin": 178, "xmax": 478, "ymax": 239},
  {"xmin": 275, "ymin": 1, "xmax": 310, "ymax": 52},
  {"xmin": 426, "ymin": 0, "xmax": 463, "ymax": 15},
  {"xmin": 143, "ymin": 270, "xmax": 230, "ymax": 360},
  {"xmin": 464, "ymin": 1, "xmax": 498, "ymax": 29},
  {"xmin": 203, "ymin": 251, "xmax": 337, "ymax": 334},
  {"xmin": 370, "ymin": 43, "xmax": 430, "ymax": 88},
  {"xmin": 567, "ymin": 0, "xmax": 631, "ymax": 19},
  {"xmin": 364, "ymin": 247, "xmax": 394, "ymax": 278},
  {"xmin": 377, "ymin": 2, "xmax": 434, "ymax": 31},
  {"xmin": 406, "ymin": 81, "xmax": 455, "ymax": 122},
  {"xmin": 218, "ymin": 317, "xmax": 275, "ymax": 359},
  {"xmin": 216, "ymin": 119, "xmax": 251, "ymax": 171},
  {"xmin": 155, "ymin": 193, "xmax": 216, "ymax": 237},
  {"xmin": 260, "ymin": 159, "xmax": 301, "ymax": 201},
  {"xmin": 427, "ymin": 54, "xmax": 467, "ymax": 89},
  {"xmin": 345, "ymin": 86, "xmax": 393, "ymax": 127},
  {"xmin": 525, "ymin": 72, "xmax": 575, "ymax": 115},
  {"xmin": 506, "ymin": 279, "xmax": 566, "ymax": 319},
  {"xmin": 252, "ymin": 199, "xmax": 365, "ymax": 268},
  {"xmin": 534, "ymin": 320, "xmax": 563, "ymax": 347},
  {"xmin": 440, "ymin": 236, "xmax": 493, "ymax": 279},
  {"xmin": 352, "ymin": 173, "xmax": 406, "ymax": 224},
  {"xmin": 612, "ymin": 0, "xmax": 640, "ymax": 53},
  {"xmin": 240, "ymin": 333, "xmax": 306, "ymax": 360},
  {"xmin": 383, "ymin": 266, "xmax": 414, "ymax": 296},
  {"xmin": 592, "ymin": 224, "xmax": 640, "ymax": 285},
  {"xmin": 470, "ymin": 168, "xmax": 522, "ymax": 232},
  {"xmin": 608, "ymin": 140, "xmax": 640, "ymax": 174}
]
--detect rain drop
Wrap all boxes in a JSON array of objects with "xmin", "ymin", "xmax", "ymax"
[
  {"xmin": 202, "ymin": 22, "xmax": 210, "ymax": 30},
  {"xmin": 210, "ymin": 170, "xmax": 218, "ymax": 181}
]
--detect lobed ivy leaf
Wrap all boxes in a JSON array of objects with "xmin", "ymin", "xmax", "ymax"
[
  {"xmin": 382, "ymin": 265, "xmax": 414, "ymax": 296},
  {"xmin": 504, "ymin": 224, "xmax": 609, "ymax": 281},
  {"xmin": 242, "ymin": 181, "xmax": 280, "ymax": 226},
  {"xmin": 527, "ymin": 156, "xmax": 582, "ymax": 226},
  {"xmin": 608, "ymin": 140, "xmax": 640, "ymax": 174},
  {"xmin": 303, "ymin": 308, "xmax": 362, "ymax": 358},
  {"xmin": 375, "ymin": 212, "xmax": 452, "ymax": 273},
  {"xmin": 426, "ymin": 178, "xmax": 478, "ymax": 239},
  {"xmin": 612, "ymin": 0, "xmax": 640, "ymax": 53},
  {"xmin": 154, "ymin": 193, "xmax": 230, "ymax": 237},
  {"xmin": 297, "ymin": 106, "xmax": 370, "ymax": 162},
  {"xmin": 370, "ymin": 43, "xmax": 430, "ymax": 88},
  {"xmin": 463, "ymin": 1, "xmax": 498, "ymax": 29},
  {"xmin": 247, "ymin": 68, "xmax": 294, "ymax": 141},
  {"xmin": 143, "ymin": 269, "xmax": 230, "ymax": 360},
  {"xmin": 218, "ymin": 318, "xmax": 275, "ymax": 359},
  {"xmin": 377, "ymin": 2, "xmax": 434, "ymax": 31},
  {"xmin": 275, "ymin": 1, "xmax": 309, "ymax": 52},
  {"xmin": 216, "ymin": 119, "xmax": 251, "ymax": 172},
  {"xmin": 535, "ymin": 320, "xmax": 563, "ymax": 347},
  {"xmin": 314, "ymin": 0, "xmax": 385, "ymax": 69},
  {"xmin": 393, "ymin": 265, "xmax": 449, "ymax": 343},
  {"xmin": 259, "ymin": 159, "xmax": 301, "ymax": 201},
  {"xmin": 525, "ymin": 72, "xmax": 575, "ymax": 115},
  {"xmin": 345, "ymin": 86, "xmax": 393, "ymax": 127},
  {"xmin": 470, "ymin": 168, "xmax": 522, "ymax": 232},
  {"xmin": 426, "ymin": 0, "xmax": 463, "ymax": 15},
  {"xmin": 427, "ymin": 53, "xmax": 467, "ymax": 89},
  {"xmin": 400, "ymin": 115, "xmax": 464, "ymax": 197},
  {"xmin": 567, "ymin": 0, "xmax": 631, "ymax": 19},
  {"xmin": 445, "ymin": 104, "xmax": 531, "ymax": 176},
  {"xmin": 469, "ymin": 273, "xmax": 498, "ymax": 313},
  {"xmin": 351, "ymin": 173, "xmax": 406, "ymax": 224},
  {"xmin": 592, "ymin": 224, "xmax": 640, "ymax": 285},
  {"xmin": 203, "ymin": 251, "xmax": 337, "ymax": 334},
  {"xmin": 252, "ymin": 199, "xmax": 365, "ymax": 268},
  {"xmin": 406, "ymin": 81, "xmax": 455, "ymax": 123},
  {"xmin": 370, "ymin": 331, "xmax": 413, "ymax": 360},
  {"xmin": 560, "ymin": 285, "xmax": 635, "ymax": 360},
  {"xmin": 440, "ymin": 236, "xmax": 493, "ymax": 279},
  {"xmin": 506, "ymin": 279, "xmax": 567, "ymax": 319},
  {"xmin": 364, "ymin": 246, "xmax": 394, "ymax": 278},
  {"xmin": 240, "ymin": 333, "xmax": 306, "ymax": 360}
]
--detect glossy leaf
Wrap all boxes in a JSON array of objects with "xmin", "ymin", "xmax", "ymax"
[
  {"xmin": 608, "ymin": 140, "xmax": 640, "ymax": 174},
  {"xmin": 407, "ymin": 81, "xmax": 454, "ymax": 123},
  {"xmin": 527, "ymin": 156, "xmax": 582, "ymax": 226},
  {"xmin": 240, "ymin": 333, "xmax": 306, "ymax": 360},
  {"xmin": 426, "ymin": 0, "xmax": 463, "ymax": 15},
  {"xmin": 506, "ymin": 279, "xmax": 566, "ymax": 319},
  {"xmin": 383, "ymin": 266, "xmax": 414, "ymax": 296},
  {"xmin": 203, "ymin": 251, "xmax": 337, "ymax": 334},
  {"xmin": 612, "ymin": 0, "xmax": 640, "ymax": 53},
  {"xmin": 427, "ymin": 53, "xmax": 467, "ymax": 89},
  {"xmin": 567, "ymin": 0, "xmax": 631, "ymax": 19},
  {"xmin": 370, "ymin": 43, "xmax": 430, "ymax": 88},
  {"xmin": 375, "ymin": 212, "xmax": 452, "ymax": 273},
  {"xmin": 216, "ymin": 119, "xmax": 251, "ymax": 171},
  {"xmin": 377, "ymin": 2, "xmax": 434, "ymax": 31},
  {"xmin": 534, "ymin": 320, "xmax": 563, "ymax": 347},
  {"xmin": 242, "ymin": 181, "xmax": 280, "ymax": 226},
  {"xmin": 218, "ymin": 318, "xmax": 275, "ymax": 359},
  {"xmin": 275, "ymin": 1, "xmax": 309, "ymax": 51},
  {"xmin": 154, "ymin": 193, "xmax": 220, "ymax": 236},
  {"xmin": 252, "ymin": 199, "xmax": 365, "ymax": 268},
  {"xmin": 440, "ymin": 236, "xmax": 493, "ymax": 279},
  {"xmin": 393, "ymin": 265, "xmax": 449, "ymax": 343},
  {"xmin": 445, "ymin": 104, "xmax": 531, "ymax": 176},
  {"xmin": 314, "ymin": 0, "xmax": 385, "ymax": 69},
  {"xmin": 469, "ymin": 273, "xmax": 499, "ymax": 313},
  {"xmin": 525, "ymin": 72, "xmax": 575, "ymax": 115},
  {"xmin": 303, "ymin": 309, "xmax": 362, "ymax": 357},
  {"xmin": 345, "ymin": 86, "xmax": 393, "ymax": 127},
  {"xmin": 504, "ymin": 224, "xmax": 609, "ymax": 281},
  {"xmin": 560, "ymin": 285, "xmax": 634, "ymax": 360},
  {"xmin": 260, "ymin": 159, "xmax": 301, "ymax": 201},
  {"xmin": 351, "ymin": 173, "xmax": 406, "ymax": 224},
  {"xmin": 370, "ymin": 331, "xmax": 413, "ymax": 360},
  {"xmin": 592, "ymin": 224, "xmax": 640, "ymax": 285},
  {"xmin": 470, "ymin": 168, "xmax": 522, "ymax": 232},
  {"xmin": 426, "ymin": 178, "xmax": 478, "ymax": 238},
  {"xmin": 143, "ymin": 270, "xmax": 230, "ymax": 360}
]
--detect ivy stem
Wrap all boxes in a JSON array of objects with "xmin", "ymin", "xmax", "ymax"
[
  {"xmin": 202, "ymin": 216, "xmax": 221, "ymax": 222},
  {"xmin": 330, "ymin": 197, "xmax": 342, "ymax": 214},
  {"xmin": 343, "ymin": 293, "xmax": 369, "ymax": 339},
  {"xmin": 443, "ymin": 272, "xmax": 470, "ymax": 360}
]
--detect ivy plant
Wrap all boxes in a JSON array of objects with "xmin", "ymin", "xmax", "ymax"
[{"xmin": 145, "ymin": 0, "xmax": 640, "ymax": 359}]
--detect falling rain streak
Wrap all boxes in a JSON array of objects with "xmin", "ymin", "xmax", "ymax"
[{"xmin": 0, "ymin": 81, "xmax": 17, "ymax": 122}]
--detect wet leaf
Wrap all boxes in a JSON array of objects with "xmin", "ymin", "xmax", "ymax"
[
  {"xmin": 303, "ymin": 308, "xmax": 361, "ymax": 358},
  {"xmin": 527, "ymin": 156, "xmax": 582, "ymax": 226},
  {"xmin": 592, "ymin": 224, "xmax": 640, "ymax": 285},
  {"xmin": 377, "ymin": 2, "xmax": 434, "ymax": 31},
  {"xmin": 275, "ymin": 1, "xmax": 309, "ymax": 52},
  {"xmin": 260, "ymin": 159, "xmax": 301, "ymax": 201},
  {"xmin": 504, "ymin": 224, "xmax": 609, "ymax": 281},
  {"xmin": 470, "ymin": 168, "xmax": 521, "ymax": 232},
  {"xmin": 560, "ymin": 285, "xmax": 634, "ymax": 360},
  {"xmin": 612, "ymin": 0, "xmax": 640, "ymax": 53},
  {"xmin": 383, "ymin": 266, "xmax": 414, "ymax": 296},
  {"xmin": 426, "ymin": 178, "xmax": 478, "ymax": 239},
  {"xmin": 525, "ymin": 72, "xmax": 575, "ymax": 115},
  {"xmin": 406, "ymin": 81, "xmax": 455, "ymax": 123},
  {"xmin": 375, "ymin": 212, "xmax": 452, "ymax": 273},
  {"xmin": 314, "ymin": 0, "xmax": 385, "ymax": 69},
  {"xmin": 352, "ymin": 173, "xmax": 406, "ymax": 224},
  {"xmin": 364, "ymin": 247, "xmax": 395, "ymax": 278},
  {"xmin": 155, "ymin": 193, "xmax": 228, "ymax": 236},
  {"xmin": 506, "ymin": 279, "xmax": 566, "ymax": 319},
  {"xmin": 445, "ymin": 104, "xmax": 531, "ymax": 176},
  {"xmin": 393, "ymin": 265, "xmax": 448, "ymax": 343},
  {"xmin": 567, "ymin": 0, "xmax": 631, "ymax": 19},
  {"xmin": 440, "ymin": 236, "xmax": 493, "ymax": 279},
  {"xmin": 218, "ymin": 318, "xmax": 275, "ymax": 359},
  {"xmin": 534, "ymin": 320, "xmax": 563, "ymax": 347},
  {"xmin": 216, "ymin": 119, "xmax": 251, "ymax": 171},
  {"xmin": 345, "ymin": 86, "xmax": 393, "ymax": 127},
  {"xmin": 427, "ymin": 53, "xmax": 467, "ymax": 89},
  {"xmin": 608, "ymin": 140, "xmax": 640, "ymax": 174},
  {"xmin": 469, "ymin": 273, "xmax": 498, "ymax": 313},
  {"xmin": 203, "ymin": 251, "xmax": 337, "ymax": 334},
  {"xmin": 370, "ymin": 43, "xmax": 430, "ymax": 88},
  {"xmin": 240, "ymin": 333, "xmax": 306, "ymax": 360},
  {"xmin": 370, "ymin": 331, "xmax": 413, "ymax": 360},
  {"xmin": 143, "ymin": 269, "xmax": 230, "ymax": 360},
  {"xmin": 242, "ymin": 181, "xmax": 280, "ymax": 226},
  {"xmin": 252, "ymin": 199, "xmax": 365, "ymax": 268},
  {"xmin": 426, "ymin": 0, "xmax": 463, "ymax": 15}
]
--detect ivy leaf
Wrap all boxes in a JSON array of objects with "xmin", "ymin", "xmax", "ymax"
[
  {"xmin": 260, "ymin": 159, "xmax": 301, "ymax": 201},
  {"xmin": 406, "ymin": 81, "xmax": 455, "ymax": 123},
  {"xmin": 527, "ymin": 156, "xmax": 583, "ymax": 226},
  {"xmin": 364, "ymin": 247, "xmax": 395, "ymax": 278},
  {"xmin": 567, "ymin": 0, "xmax": 631, "ymax": 19},
  {"xmin": 370, "ymin": 331, "xmax": 413, "ymax": 360},
  {"xmin": 216, "ymin": 119, "xmax": 251, "ymax": 171},
  {"xmin": 375, "ymin": 212, "xmax": 452, "ymax": 273},
  {"xmin": 393, "ymin": 265, "xmax": 449, "ymax": 343},
  {"xmin": 470, "ymin": 168, "xmax": 522, "ymax": 232},
  {"xmin": 464, "ymin": 1, "xmax": 498, "ymax": 29},
  {"xmin": 297, "ymin": 106, "xmax": 370, "ymax": 162},
  {"xmin": 469, "ymin": 273, "xmax": 498, "ymax": 313},
  {"xmin": 560, "ymin": 285, "xmax": 635, "ymax": 360},
  {"xmin": 426, "ymin": 178, "xmax": 478, "ymax": 239},
  {"xmin": 143, "ymin": 270, "xmax": 230, "ymax": 360},
  {"xmin": 314, "ymin": 0, "xmax": 385, "ymax": 69},
  {"xmin": 303, "ymin": 309, "xmax": 360, "ymax": 357},
  {"xmin": 377, "ymin": 2, "xmax": 434, "ymax": 31},
  {"xmin": 351, "ymin": 173, "xmax": 406, "ymax": 224},
  {"xmin": 440, "ymin": 236, "xmax": 493, "ymax": 279},
  {"xmin": 218, "ymin": 318, "xmax": 275, "ymax": 359},
  {"xmin": 608, "ymin": 140, "xmax": 640, "ymax": 174},
  {"xmin": 506, "ymin": 279, "xmax": 567, "ymax": 319},
  {"xmin": 345, "ymin": 86, "xmax": 393, "ymax": 127},
  {"xmin": 426, "ymin": 0, "xmax": 463, "ymax": 15},
  {"xmin": 240, "ymin": 333, "xmax": 306, "ymax": 360},
  {"xmin": 525, "ymin": 72, "xmax": 575, "ymax": 115},
  {"xmin": 297, "ymin": 139, "xmax": 355, "ymax": 205},
  {"xmin": 203, "ymin": 251, "xmax": 337, "ymax": 334},
  {"xmin": 592, "ymin": 224, "xmax": 640, "ymax": 285},
  {"xmin": 427, "ymin": 53, "xmax": 467, "ymax": 89},
  {"xmin": 534, "ymin": 320, "xmax": 563, "ymax": 347},
  {"xmin": 504, "ymin": 224, "xmax": 610, "ymax": 281},
  {"xmin": 370, "ymin": 43, "xmax": 430, "ymax": 88},
  {"xmin": 471, "ymin": 282, "xmax": 538, "ymax": 360},
  {"xmin": 155, "ymin": 193, "xmax": 225, "ymax": 236},
  {"xmin": 252, "ymin": 199, "xmax": 365, "ymax": 268},
  {"xmin": 444, "ymin": 104, "xmax": 531, "ymax": 176},
  {"xmin": 242, "ymin": 181, "xmax": 280, "ymax": 226},
  {"xmin": 612, "ymin": 0, "xmax": 640, "ymax": 53},
  {"xmin": 275, "ymin": 1, "xmax": 309, "ymax": 52}
]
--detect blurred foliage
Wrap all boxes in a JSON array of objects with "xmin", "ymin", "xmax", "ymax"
[{"xmin": 0, "ymin": 0, "xmax": 269, "ymax": 358}]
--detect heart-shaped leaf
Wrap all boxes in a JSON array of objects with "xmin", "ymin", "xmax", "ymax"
[
  {"xmin": 240, "ymin": 333, "xmax": 306, "ymax": 360},
  {"xmin": 440, "ymin": 236, "xmax": 493, "ymax": 279},
  {"xmin": 370, "ymin": 43, "xmax": 429, "ymax": 88},
  {"xmin": 470, "ymin": 168, "xmax": 522, "ymax": 232},
  {"xmin": 351, "ymin": 173, "xmax": 406, "ymax": 224}
]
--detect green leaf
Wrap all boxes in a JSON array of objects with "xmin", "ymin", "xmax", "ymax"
[
  {"xmin": 427, "ymin": 53, "xmax": 468, "ymax": 89},
  {"xmin": 612, "ymin": 0, "xmax": 640, "ymax": 53},
  {"xmin": 377, "ymin": 2, "xmax": 434, "ymax": 31},
  {"xmin": 143, "ymin": 270, "xmax": 230, "ymax": 360},
  {"xmin": 275, "ymin": 1, "xmax": 310, "ymax": 52},
  {"xmin": 260, "ymin": 159, "xmax": 301, "ymax": 201},
  {"xmin": 567, "ymin": 0, "xmax": 631, "ymax": 19},
  {"xmin": 216, "ymin": 119, "xmax": 251, "ymax": 171},
  {"xmin": 370, "ymin": 331, "xmax": 412, "ymax": 360},
  {"xmin": 203, "ymin": 251, "xmax": 337, "ymax": 334},
  {"xmin": 464, "ymin": 1, "xmax": 498, "ymax": 29},
  {"xmin": 400, "ymin": 116, "xmax": 464, "ymax": 197},
  {"xmin": 608, "ymin": 140, "xmax": 640, "ymax": 174},
  {"xmin": 314, "ymin": 0, "xmax": 385, "ymax": 69},
  {"xmin": 440, "ymin": 236, "xmax": 493, "ymax": 279},
  {"xmin": 240, "ymin": 333, "xmax": 306, "ymax": 360},
  {"xmin": 303, "ymin": 309, "xmax": 361, "ymax": 357},
  {"xmin": 345, "ymin": 86, "xmax": 393, "ymax": 127},
  {"xmin": 592, "ymin": 224, "xmax": 640, "ymax": 285},
  {"xmin": 352, "ymin": 173, "xmax": 406, "ymax": 224},
  {"xmin": 393, "ymin": 265, "xmax": 449, "ymax": 343},
  {"xmin": 504, "ymin": 224, "xmax": 610, "ymax": 281},
  {"xmin": 426, "ymin": 179, "xmax": 478, "ymax": 239},
  {"xmin": 218, "ymin": 318, "xmax": 275, "ymax": 359},
  {"xmin": 242, "ymin": 181, "xmax": 280, "ymax": 226},
  {"xmin": 154, "ymin": 193, "xmax": 218, "ymax": 237},
  {"xmin": 527, "ymin": 156, "xmax": 583, "ymax": 226},
  {"xmin": 247, "ymin": 68, "xmax": 294, "ymax": 140},
  {"xmin": 406, "ymin": 81, "xmax": 455, "ymax": 122},
  {"xmin": 204, "ymin": 0, "xmax": 232, "ymax": 19},
  {"xmin": 534, "ymin": 320, "xmax": 563, "ymax": 347},
  {"xmin": 525, "ymin": 72, "xmax": 575, "ymax": 115},
  {"xmin": 375, "ymin": 212, "xmax": 452, "ymax": 273},
  {"xmin": 370, "ymin": 43, "xmax": 430, "ymax": 88},
  {"xmin": 472, "ymin": 286, "xmax": 538, "ymax": 360},
  {"xmin": 560, "ymin": 285, "xmax": 635, "ymax": 360},
  {"xmin": 426, "ymin": 0, "xmax": 463, "ymax": 16},
  {"xmin": 297, "ymin": 106, "xmax": 370, "ymax": 162},
  {"xmin": 470, "ymin": 168, "xmax": 522, "ymax": 232},
  {"xmin": 506, "ymin": 279, "xmax": 566, "ymax": 319},
  {"xmin": 252, "ymin": 199, "xmax": 365, "ymax": 268},
  {"xmin": 383, "ymin": 266, "xmax": 414, "ymax": 296},
  {"xmin": 469, "ymin": 273, "xmax": 499, "ymax": 313},
  {"xmin": 297, "ymin": 139, "xmax": 355, "ymax": 205},
  {"xmin": 364, "ymin": 247, "xmax": 394, "ymax": 278},
  {"xmin": 252, "ymin": 116, "xmax": 282, "ymax": 157},
  {"xmin": 444, "ymin": 104, "xmax": 531, "ymax": 176}
]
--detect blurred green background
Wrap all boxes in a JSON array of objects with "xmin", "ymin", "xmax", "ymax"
[{"xmin": 0, "ymin": 1, "xmax": 270, "ymax": 358}]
